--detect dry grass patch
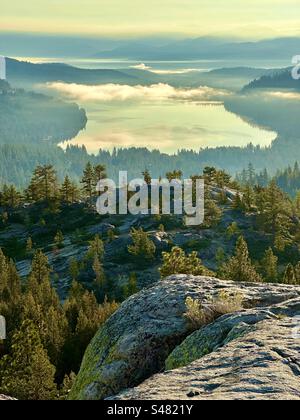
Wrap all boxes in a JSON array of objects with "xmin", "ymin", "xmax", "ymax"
[{"xmin": 184, "ymin": 290, "xmax": 244, "ymax": 330}]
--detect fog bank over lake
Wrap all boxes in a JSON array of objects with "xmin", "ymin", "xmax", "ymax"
[{"xmin": 50, "ymin": 83, "xmax": 276, "ymax": 154}]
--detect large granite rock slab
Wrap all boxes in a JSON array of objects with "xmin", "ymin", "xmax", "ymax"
[
  {"xmin": 110, "ymin": 312, "xmax": 300, "ymax": 400},
  {"xmin": 69, "ymin": 275, "xmax": 300, "ymax": 400}
]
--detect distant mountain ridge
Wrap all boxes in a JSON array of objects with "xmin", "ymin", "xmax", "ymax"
[
  {"xmin": 1, "ymin": 32, "xmax": 298, "ymax": 62},
  {"xmin": 93, "ymin": 37, "xmax": 300, "ymax": 60},
  {"xmin": 0, "ymin": 32, "xmax": 174, "ymax": 58},
  {"xmin": 4, "ymin": 58, "xmax": 142, "ymax": 87},
  {"xmin": 3, "ymin": 57, "xmax": 282, "ymax": 91}
]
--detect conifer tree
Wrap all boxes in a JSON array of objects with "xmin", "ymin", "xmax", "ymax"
[
  {"xmin": 255, "ymin": 186, "xmax": 266, "ymax": 216},
  {"xmin": 295, "ymin": 191, "xmax": 300, "ymax": 215},
  {"xmin": 1, "ymin": 184, "xmax": 22, "ymax": 208},
  {"xmin": 107, "ymin": 228, "xmax": 116, "ymax": 242},
  {"xmin": 63, "ymin": 282, "xmax": 118, "ymax": 373},
  {"xmin": 26, "ymin": 165, "xmax": 57, "ymax": 202},
  {"xmin": 217, "ymin": 190, "xmax": 228, "ymax": 204},
  {"xmin": 0, "ymin": 320, "xmax": 57, "ymax": 400},
  {"xmin": 142, "ymin": 169, "xmax": 152, "ymax": 185},
  {"xmin": 261, "ymin": 248, "xmax": 278, "ymax": 283},
  {"xmin": 203, "ymin": 188, "xmax": 222, "ymax": 228},
  {"xmin": 166, "ymin": 170, "xmax": 183, "ymax": 182},
  {"xmin": 81, "ymin": 162, "xmax": 95, "ymax": 199},
  {"xmin": 1, "ymin": 212, "xmax": 8, "ymax": 224},
  {"xmin": 26, "ymin": 237, "xmax": 33, "ymax": 255},
  {"xmin": 242, "ymin": 185, "xmax": 255, "ymax": 212},
  {"xmin": 54, "ymin": 231, "xmax": 64, "ymax": 249},
  {"xmin": 94, "ymin": 164, "xmax": 107, "ymax": 184},
  {"xmin": 60, "ymin": 175, "xmax": 73, "ymax": 203},
  {"xmin": 160, "ymin": 246, "xmax": 213, "ymax": 278},
  {"xmin": 216, "ymin": 247, "xmax": 226, "ymax": 270},
  {"xmin": 125, "ymin": 272, "xmax": 139, "ymax": 298},
  {"xmin": 226, "ymin": 222, "xmax": 240, "ymax": 239},
  {"xmin": 6, "ymin": 259, "xmax": 21, "ymax": 301},
  {"xmin": 59, "ymin": 372, "xmax": 76, "ymax": 400},
  {"xmin": 92, "ymin": 255, "xmax": 106, "ymax": 300},
  {"xmin": 158, "ymin": 224, "xmax": 165, "ymax": 233},
  {"xmin": 261, "ymin": 181, "xmax": 280, "ymax": 232},
  {"xmin": 282, "ymin": 263, "xmax": 297, "ymax": 285},
  {"xmin": 69, "ymin": 257, "xmax": 79, "ymax": 281},
  {"xmin": 203, "ymin": 167, "xmax": 217, "ymax": 184},
  {"xmin": 294, "ymin": 262, "xmax": 300, "ymax": 284},
  {"xmin": 29, "ymin": 250, "xmax": 51, "ymax": 284},
  {"xmin": 247, "ymin": 163, "xmax": 256, "ymax": 185},
  {"xmin": 0, "ymin": 251, "xmax": 22, "ymax": 336},
  {"xmin": 70, "ymin": 181, "xmax": 80, "ymax": 203},
  {"xmin": 23, "ymin": 290, "xmax": 67, "ymax": 364},
  {"xmin": 220, "ymin": 236, "xmax": 262, "ymax": 283},
  {"xmin": 86, "ymin": 234, "xmax": 104, "ymax": 260},
  {"xmin": 0, "ymin": 248, "xmax": 9, "ymax": 295},
  {"xmin": 232, "ymin": 192, "xmax": 243, "ymax": 210},
  {"xmin": 128, "ymin": 228, "xmax": 156, "ymax": 262}
]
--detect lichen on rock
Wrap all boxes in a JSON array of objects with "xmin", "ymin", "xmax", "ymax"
[
  {"xmin": 110, "ymin": 314, "xmax": 300, "ymax": 400},
  {"xmin": 70, "ymin": 275, "xmax": 300, "ymax": 400}
]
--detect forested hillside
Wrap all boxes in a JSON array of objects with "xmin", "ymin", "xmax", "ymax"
[
  {"xmin": 3, "ymin": 142, "xmax": 300, "ymax": 192},
  {"xmin": 237, "ymin": 162, "xmax": 300, "ymax": 197},
  {"xmin": 5, "ymin": 57, "xmax": 278, "ymax": 91},
  {"xmin": 5, "ymin": 58, "xmax": 152, "ymax": 87},
  {"xmin": 1, "ymin": 163, "xmax": 300, "ymax": 399},
  {"xmin": 0, "ymin": 81, "xmax": 87, "ymax": 146},
  {"xmin": 244, "ymin": 68, "xmax": 299, "ymax": 90}
]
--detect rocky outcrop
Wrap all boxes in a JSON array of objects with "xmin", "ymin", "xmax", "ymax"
[
  {"xmin": 111, "ymin": 313, "xmax": 300, "ymax": 400},
  {"xmin": 165, "ymin": 298, "xmax": 300, "ymax": 370},
  {"xmin": 69, "ymin": 275, "xmax": 300, "ymax": 400}
]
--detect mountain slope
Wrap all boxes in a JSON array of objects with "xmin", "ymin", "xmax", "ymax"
[
  {"xmin": 244, "ymin": 68, "xmax": 300, "ymax": 90},
  {"xmin": 5, "ymin": 58, "xmax": 277, "ymax": 91},
  {"xmin": 0, "ymin": 80, "xmax": 87, "ymax": 145},
  {"xmin": 5, "ymin": 58, "xmax": 141, "ymax": 87}
]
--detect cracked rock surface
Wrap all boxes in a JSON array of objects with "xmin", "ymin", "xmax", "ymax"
[
  {"xmin": 69, "ymin": 276, "xmax": 300, "ymax": 400},
  {"xmin": 111, "ymin": 312, "xmax": 300, "ymax": 400}
]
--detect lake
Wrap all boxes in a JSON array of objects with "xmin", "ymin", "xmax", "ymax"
[
  {"xmin": 58, "ymin": 97, "xmax": 277, "ymax": 154},
  {"xmin": 25, "ymin": 56, "xmax": 278, "ymax": 154}
]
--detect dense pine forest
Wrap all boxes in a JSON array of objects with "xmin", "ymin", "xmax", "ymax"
[
  {"xmin": 0, "ymin": 79, "xmax": 87, "ymax": 146},
  {"xmin": 1, "ymin": 162, "xmax": 300, "ymax": 399}
]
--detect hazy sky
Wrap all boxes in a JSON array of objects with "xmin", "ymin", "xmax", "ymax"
[{"xmin": 2, "ymin": 0, "xmax": 300, "ymax": 39}]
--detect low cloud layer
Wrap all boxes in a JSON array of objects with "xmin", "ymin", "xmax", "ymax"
[
  {"xmin": 130, "ymin": 63, "xmax": 205, "ymax": 75},
  {"xmin": 47, "ymin": 82, "xmax": 228, "ymax": 103},
  {"xmin": 130, "ymin": 63, "xmax": 152, "ymax": 71},
  {"xmin": 266, "ymin": 91, "xmax": 300, "ymax": 100},
  {"xmin": 152, "ymin": 69, "xmax": 205, "ymax": 75}
]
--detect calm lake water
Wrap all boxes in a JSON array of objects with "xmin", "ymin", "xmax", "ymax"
[{"xmin": 60, "ymin": 98, "xmax": 277, "ymax": 154}]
